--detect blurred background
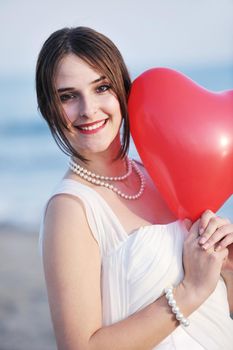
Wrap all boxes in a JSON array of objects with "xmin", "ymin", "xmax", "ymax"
[{"xmin": 0, "ymin": 0, "xmax": 233, "ymax": 349}]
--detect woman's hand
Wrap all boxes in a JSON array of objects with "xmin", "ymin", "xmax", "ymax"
[
  {"xmin": 198, "ymin": 210, "xmax": 233, "ymax": 251},
  {"xmin": 198, "ymin": 210, "xmax": 233, "ymax": 271},
  {"xmin": 182, "ymin": 215, "xmax": 229, "ymax": 303}
]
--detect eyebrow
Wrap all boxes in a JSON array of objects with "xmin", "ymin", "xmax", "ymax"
[{"xmin": 57, "ymin": 75, "xmax": 106, "ymax": 93}]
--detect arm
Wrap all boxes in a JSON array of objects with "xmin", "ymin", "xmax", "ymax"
[{"xmin": 42, "ymin": 199, "xmax": 226, "ymax": 350}]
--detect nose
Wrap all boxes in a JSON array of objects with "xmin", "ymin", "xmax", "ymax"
[{"xmin": 79, "ymin": 94, "xmax": 97, "ymax": 118}]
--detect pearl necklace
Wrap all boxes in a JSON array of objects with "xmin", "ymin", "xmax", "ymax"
[
  {"xmin": 69, "ymin": 156, "xmax": 132, "ymax": 181},
  {"xmin": 68, "ymin": 157, "xmax": 146, "ymax": 200}
]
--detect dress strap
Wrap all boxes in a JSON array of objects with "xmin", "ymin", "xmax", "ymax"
[{"xmin": 38, "ymin": 178, "xmax": 126, "ymax": 257}]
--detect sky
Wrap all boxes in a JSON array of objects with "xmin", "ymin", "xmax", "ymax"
[{"xmin": 1, "ymin": 0, "xmax": 233, "ymax": 78}]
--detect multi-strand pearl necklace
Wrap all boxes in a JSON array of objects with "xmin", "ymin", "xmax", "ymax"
[{"xmin": 68, "ymin": 156, "xmax": 145, "ymax": 200}]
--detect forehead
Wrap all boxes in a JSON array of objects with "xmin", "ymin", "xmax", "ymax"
[{"xmin": 55, "ymin": 54, "xmax": 101, "ymax": 88}]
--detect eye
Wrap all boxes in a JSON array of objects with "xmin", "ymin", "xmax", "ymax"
[
  {"xmin": 60, "ymin": 93, "xmax": 78, "ymax": 103},
  {"xmin": 96, "ymin": 84, "xmax": 111, "ymax": 93}
]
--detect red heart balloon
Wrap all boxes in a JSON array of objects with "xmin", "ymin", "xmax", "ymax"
[{"xmin": 128, "ymin": 68, "xmax": 233, "ymax": 220}]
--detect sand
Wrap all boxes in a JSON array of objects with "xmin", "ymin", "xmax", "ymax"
[{"xmin": 0, "ymin": 227, "xmax": 56, "ymax": 350}]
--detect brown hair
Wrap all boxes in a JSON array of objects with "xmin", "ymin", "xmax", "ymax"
[{"xmin": 36, "ymin": 26, "xmax": 131, "ymax": 162}]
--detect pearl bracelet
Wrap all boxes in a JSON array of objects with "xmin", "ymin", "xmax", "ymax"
[{"xmin": 164, "ymin": 286, "xmax": 190, "ymax": 327}]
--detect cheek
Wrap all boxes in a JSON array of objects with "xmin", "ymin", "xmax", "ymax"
[
  {"xmin": 104, "ymin": 95, "xmax": 121, "ymax": 119},
  {"xmin": 63, "ymin": 103, "xmax": 78, "ymax": 123}
]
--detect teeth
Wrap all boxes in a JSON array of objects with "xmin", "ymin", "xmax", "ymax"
[{"xmin": 80, "ymin": 119, "xmax": 106, "ymax": 131}]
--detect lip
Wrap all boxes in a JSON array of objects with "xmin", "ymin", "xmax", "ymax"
[
  {"xmin": 77, "ymin": 118, "xmax": 107, "ymax": 128},
  {"xmin": 77, "ymin": 118, "xmax": 109, "ymax": 135}
]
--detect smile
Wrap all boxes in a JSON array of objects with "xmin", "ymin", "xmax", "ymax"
[{"xmin": 77, "ymin": 119, "xmax": 108, "ymax": 134}]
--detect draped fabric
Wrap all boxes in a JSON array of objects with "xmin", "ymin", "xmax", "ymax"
[{"xmin": 39, "ymin": 179, "xmax": 233, "ymax": 349}]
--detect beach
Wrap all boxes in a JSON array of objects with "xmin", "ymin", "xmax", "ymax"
[{"xmin": 0, "ymin": 226, "xmax": 56, "ymax": 350}]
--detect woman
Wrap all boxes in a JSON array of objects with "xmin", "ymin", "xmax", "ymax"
[{"xmin": 36, "ymin": 27, "xmax": 233, "ymax": 349}]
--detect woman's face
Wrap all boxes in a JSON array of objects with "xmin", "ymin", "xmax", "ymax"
[{"xmin": 55, "ymin": 54, "xmax": 123, "ymax": 159}]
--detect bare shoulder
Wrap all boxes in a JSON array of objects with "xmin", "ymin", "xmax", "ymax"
[
  {"xmin": 42, "ymin": 193, "xmax": 100, "ymax": 270},
  {"xmin": 45, "ymin": 192, "xmax": 83, "ymax": 222},
  {"xmin": 44, "ymin": 193, "xmax": 97, "ymax": 243}
]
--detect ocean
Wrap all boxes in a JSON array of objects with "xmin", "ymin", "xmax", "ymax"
[{"xmin": 1, "ymin": 65, "xmax": 233, "ymax": 231}]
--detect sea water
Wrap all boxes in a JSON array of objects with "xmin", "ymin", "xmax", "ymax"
[{"xmin": 0, "ymin": 65, "xmax": 233, "ymax": 230}]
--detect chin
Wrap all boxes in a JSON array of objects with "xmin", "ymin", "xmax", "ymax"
[
  {"xmin": 74, "ymin": 134, "xmax": 120, "ymax": 157},
  {"xmin": 78, "ymin": 143, "xmax": 111, "ymax": 157}
]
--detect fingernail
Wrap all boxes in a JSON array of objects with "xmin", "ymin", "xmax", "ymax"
[
  {"xmin": 202, "ymin": 243, "xmax": 209, "ymax": 250},
  {"xmin": 199, "ymin": 236, "xmax": 207, "ymax": 244},
  {"xmin": 199, "ymin": 227, "xmax": 204, "ymax": 235}
]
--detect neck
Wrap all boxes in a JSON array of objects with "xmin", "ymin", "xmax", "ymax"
[
  {"xmin": 72, "ymin": 155, "xmax": 128, "ymax": 177},
  {"xmin": 72, "ymin": 138, "xmax": 128, "ymax": 177}
]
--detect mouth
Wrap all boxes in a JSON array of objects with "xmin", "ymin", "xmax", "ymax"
[{"xmin": 75, "ymin": 118, "xmax": 109, "ymax": 134}]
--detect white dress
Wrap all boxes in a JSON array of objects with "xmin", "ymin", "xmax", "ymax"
[{"xmin": 39, "ymin": 179, "xmax": 233, "ymax": 350}]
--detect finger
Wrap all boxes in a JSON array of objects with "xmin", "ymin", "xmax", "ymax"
[
  {"xmin": 188, "ymin": 219, "xmax": 201, "ymax": 239},
  {"xmin": 199, "ymin": 216, "xmax": 228, "ymax": 245},
  {"xmin": 199, "ymin": 209, "xmax": 215, "ymax": 235},
  {"xmin": 215, "ymin": 233, "xmax": 233, "ymax": 251},
  {"xmin": 183, "ymin": 218, "xmax": 192, "ymax": 231},
  {"xmin": 199, "ymin": 224, "xmax": 233, "ymax": 249},
  {"xmin": 201, "ymin": 224, "xmax": 233, "ymax": 250}
]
